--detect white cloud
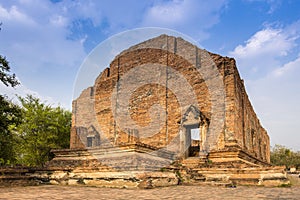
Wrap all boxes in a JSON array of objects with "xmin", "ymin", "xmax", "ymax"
[
  {"xmin": 272, "ymin": 56, "xmax": 300, "ymax": 77},
  {"xmin": 0, "ymin": 0, "xmax": 228, "ymax": 109},
  {"xmin": 231, "ymin": 28, "xmax": 293, "ymax": 58},
  {"xmin": 0, "ymin": 81, "xmax": 64, "ymax": 108},
  {"xmin": 58, "ymin": 0, "xmax": 103, "ymax": 26},
  {"xmin": 229, "ymin": 21, "xmax": 300, "ymax": 79},
  {"xmin": 0, "ymin": 1, "xmax": 87, "ymax": 109},
  {"xmin": 0, "ymin": 4, "xmax": 35, "ymax": 25},
  {"xmin": 56, "ymin": 0, "xmax": 150, "ymax": 34},
  {"xmin": 50, "ymin": 15, "xmax": 68, "ymax": 27},
  {"xmin": 144, "ymin": 0, "xmax": 188, "ymax": 26},
  {"xmin": 266, "ymin": 0, "xmax": 282, "ymax": 14},
  {"xmin": 0, "ymin": 2, "xmax": 86, "ymax": 68},
  {"xmin": 229, "ymin": 21, "xmax": 300, "ymax": 150},
  {"xmin": 246, "ymin": 55, "xmax": 300, "ymax": 150},
  {"xmin": 143, "ymin": 0, "xmax": 227, "ymax": 41},
  {"xmin": 245, "ymin": 0, "xmax": 282, "ymax": 14}
]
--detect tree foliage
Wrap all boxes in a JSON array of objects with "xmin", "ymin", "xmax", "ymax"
[
  {"xmin": 0, "ymin": 95, "xmax": 71, "ymax": 166},
  {"xmin": 0, "ymin": 22, "xmax": 19, "ymax": 88},
  {"xmin": 0, "ymin": 55, "xmax": 20, "ymax": 88},
  {"xmin": 15, "ymin": 95, "xmax": 71, "ymax": 166},
  {"xmin": 0, "ymin": 24, "xmax": 70, "ymax": 166},
  {"xmin": 0, "ymin": 95, "xmax": 22, "ymax": 165},
  {"xmin": 0, "ymin": 30, "xmax": 21, "ymax": 164},
  {"xmin": 270, "ymin": 144, "xmax": 300, "ymax": 169}
]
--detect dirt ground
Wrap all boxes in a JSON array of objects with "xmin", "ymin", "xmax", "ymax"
[{"xmin": 1, "ymin": 184, "xmax": 300, "ymax": 200}]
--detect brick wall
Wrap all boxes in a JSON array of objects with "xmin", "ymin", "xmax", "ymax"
[{"xmin": 71, "ymin": 35, "xmax": 270, "ymax": 163}]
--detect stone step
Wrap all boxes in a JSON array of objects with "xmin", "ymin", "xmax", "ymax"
[
  {"xmin": 181, "ymin": 157, "xmax": 207, "ymax": 168},
  {"xmin": 184, "ymin": 181, "xmax": 234, "ymax": 187},
  {"xmin": 182, "ymin": 165, "xmax": 289, "ymax": 186},
  {"xmin": 0, "ymin": 175, "xmax": 32, "ymax": 180},
  {"xmin": 0, "ymin": 168, "xmax": 37, "ymax": 186}
]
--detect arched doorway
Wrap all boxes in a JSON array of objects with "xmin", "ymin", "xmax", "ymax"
[{"xmin": 180, "ymin": 105, "xmax": 209, "ymax": 158}]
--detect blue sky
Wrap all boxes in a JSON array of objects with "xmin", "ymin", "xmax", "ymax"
[{"xmin": 0, "ymin": 0, "xmax": 300, "ymax": 150}]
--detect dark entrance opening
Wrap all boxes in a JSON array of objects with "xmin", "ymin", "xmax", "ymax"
[
  {"xmin": 87, "ymin": 136, "xmax": 93, "ymax": 147},
  {"xmin": 186, "ymin": 124, "xmax": 200, "ymax": 157}
]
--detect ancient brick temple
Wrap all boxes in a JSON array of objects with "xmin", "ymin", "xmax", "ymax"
[{"xmin": 48, "ymin": 35, "xmax": 287, "ymax": 187}]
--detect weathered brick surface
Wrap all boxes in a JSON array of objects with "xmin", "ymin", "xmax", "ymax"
[{"xmin": 71, "ymin": 34, "xmax": 270, "ymax": 163}]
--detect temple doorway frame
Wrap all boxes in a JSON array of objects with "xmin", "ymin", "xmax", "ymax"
[{"xmin": 180, "ymin": 105, "xmax": 209, "ymax": 159}]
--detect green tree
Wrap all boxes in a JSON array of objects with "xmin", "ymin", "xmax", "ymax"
[
  {"xmin": 16, "ymin": 95, "xmax": 71, "ymax": 166},
  {"xmin": 0, "ymin": 55, "xmax": 19, "ymax": 87},
  {"xmin": 0, "ymin": 23, "xmax": 19, "ymax": 88},
  {"xmin": 0, "ymin": 23, "xmax": 21, "ymax": 164},
  {"xmin": 0, "ymin": 24, "xmax": 71, "ymax": 166},
  {"xmin": 0, "ymin": 95, "xmax": 21, "ymax": 165},
  {"xmin": 270, "ymin": 144, "xmax": 300, "ymax": 169}
]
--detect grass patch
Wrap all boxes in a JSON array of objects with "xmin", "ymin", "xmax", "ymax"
[
  {"xmin": 278, "ymin": 183, "xmax": 292, "ymax": 187},
  {"xmin": 175, "ymin": 171, "xmax": 183, "ymax": 184},
  {"xmin": 160, "ymin": 168, "xmax": 166, "ymax": 172}
]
